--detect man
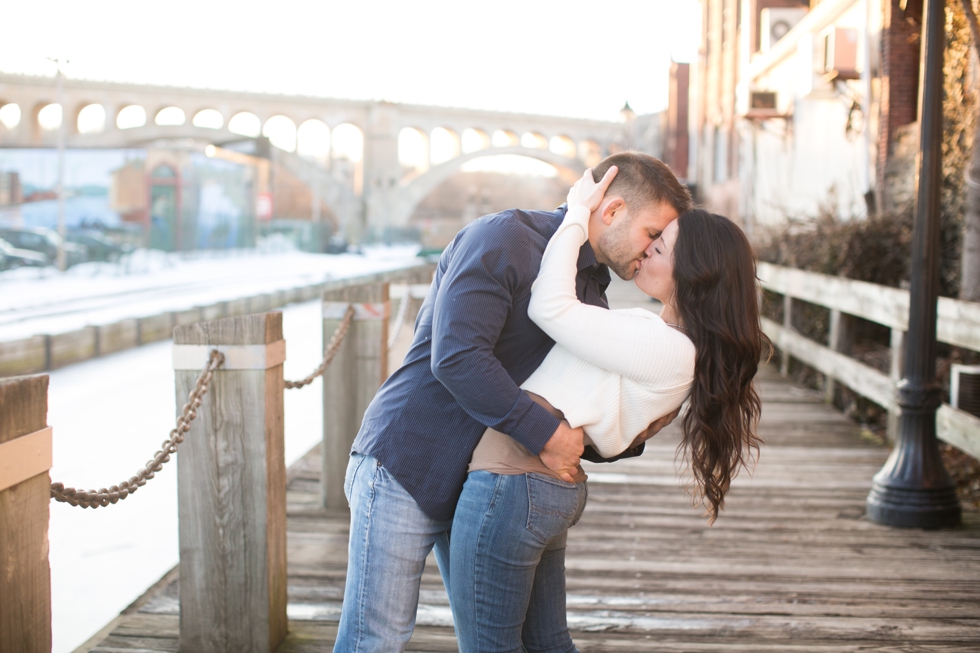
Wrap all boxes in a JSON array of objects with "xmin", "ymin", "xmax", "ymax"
[{"xmin": 335, "ymin": 152, "xmax": 693, "ymax": 652}]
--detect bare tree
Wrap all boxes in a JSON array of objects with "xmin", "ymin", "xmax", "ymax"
[{"xmin": 960, "ymin": 0, "xmax": 980, "ymax": 301}]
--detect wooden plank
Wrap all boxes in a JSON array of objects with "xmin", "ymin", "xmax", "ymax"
[
  {"xmin": 49, "ymin": 326, "xmax": 97, "ymax": 369},
  {"xmin": 763, "ymin": 318, "xmax": 895, "ymax": 408},
  {"xmin": 0, "ymin": 336, "xmax": 47, "ymax": 377},
  {"xmin": 758, "ymin": 262, "xmax": 980, "ymax": 351},
  {"xmin": 173, "ymin": 312, "xmax": 286, "ymax": 653},
  {"xmin": 321, "ymin": 283, "xmax": 388, "ymax": 510},
  {"xmin": 97, "ymin": 319, "xmax": 139, "ymax": 356},
  {"xmin": 938, "ymin": 404, "xmax": 980, "ymax": 461},
  {"xmin": 0, "ymin": 375, "xmax": 51, "ymax": 653}
]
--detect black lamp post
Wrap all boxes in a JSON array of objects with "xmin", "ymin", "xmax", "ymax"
[{"xmin": 866, "ymin": 0, "xmax": 961, "ymax": 528}]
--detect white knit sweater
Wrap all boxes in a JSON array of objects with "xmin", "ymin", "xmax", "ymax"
[{"xmin": 520, "ymin": 205, "xmax": 696, "ymax": 458}]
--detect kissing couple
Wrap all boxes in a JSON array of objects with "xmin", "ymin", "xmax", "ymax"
[{"xmin": 334, "ymin": 152, "xmax": 767, "ymax": 652}]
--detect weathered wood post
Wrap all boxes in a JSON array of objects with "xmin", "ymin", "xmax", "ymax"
[
  {"xmin": 173, "ymin": 313, "xmax": 287, "ymax": 653},
  {"xmin": 825, "ymin": 309, "xmax": 856, "ymax": 403},
  {"xmin": 780, "ymin": 294, "xmax": 793, "ymax": 376},
  {"xmin": 321, "ymin": 283, "xmax": 389, "ymax": 510},
  {"xmin": 0, "ymin": 375, "xmax": 52, "ymax": 653}
]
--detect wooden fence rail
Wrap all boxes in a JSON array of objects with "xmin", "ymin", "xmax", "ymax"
[{"xmin": 758, "ymin": 262, "xmax": 980, "ymax": 460}]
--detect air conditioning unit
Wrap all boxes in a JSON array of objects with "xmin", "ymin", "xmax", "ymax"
[
  {"xmin": 822, "ymin": 27, "xmax": 860, "ymax": 80},
  {"xmin": 760, "ymin": 7, "xmax": 809, "ymax": 52},
  {"xmin": 743, "ymin": 91, "xmax": 783, "ymax": 119},
  {"xmin": 951, "ymin": 365, "xmax": 980, "ymax": 418}
]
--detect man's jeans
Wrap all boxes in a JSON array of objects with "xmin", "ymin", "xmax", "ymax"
[
  {"xmin": 335, "ymin": 453, "xmax": 452, "ymax": 653},
  {"xmin": 449, "ymin": 471, "xmax": 587, "ymax": 653}
]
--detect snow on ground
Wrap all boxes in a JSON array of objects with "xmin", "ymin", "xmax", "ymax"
[
  {"xmin": 48, "ymin": 299, "xmax": 328, "ymax": 653},
  {"xmin": 0, "ymin": 244, "xmax": 422, "ymax": 342}
]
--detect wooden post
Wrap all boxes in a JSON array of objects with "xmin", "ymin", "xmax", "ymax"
[
  {"xmin": 173, "ymin": 313, "xmax": 287, "ymax": 653},
  {"xmin": 321, "ymin": 283, "xmax": 389, "ymax": 510},
  {"xmin": 0, "ymin": 375, "xmax": 52, "ymax": 653},
  {"xmin": 887, "ymin": 328, "xmax": 906, "ymax": 442},
  {"xmin": 780, "ymin": 294, "xmax": 793, "ymax": 376},
  {"xmin": 825, "ymin": 309, "xmax": 857, "ymax": 402}
]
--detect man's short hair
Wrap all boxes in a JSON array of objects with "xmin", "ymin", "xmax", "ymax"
[{"xmin": 592, "ymin": 152, "xmax": 693, "ymax": 215}]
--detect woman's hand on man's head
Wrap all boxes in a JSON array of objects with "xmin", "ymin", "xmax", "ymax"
[{"xmin": 566, "ymin": 166, "xmax": 618, "ymax": 213}]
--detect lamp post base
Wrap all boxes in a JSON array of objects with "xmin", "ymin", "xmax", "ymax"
[{"xmin": 867, "ymin": 479, "xmax": 961, "ymax": 529}]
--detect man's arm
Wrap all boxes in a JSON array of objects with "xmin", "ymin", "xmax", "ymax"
[{"xmin": 429, "ymin": 218, "xmax": 583, "ymax": 476}]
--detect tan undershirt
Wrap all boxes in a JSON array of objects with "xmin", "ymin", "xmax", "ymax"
[{"xmin": 468, "ymin": 392, "xmax": 587, "ymax": 483}]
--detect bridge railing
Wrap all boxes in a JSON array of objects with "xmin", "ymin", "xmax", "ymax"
[
  {"xmin": 758, "ymin": 262, "xmax": 980, "ymax": 460},
  {"xmin": 0, "ymin": 261, "xmax": 433, "ymax": 653}
]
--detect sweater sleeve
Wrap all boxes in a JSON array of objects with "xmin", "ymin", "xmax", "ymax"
[{"xmin": 527, "ymin": 206, "xmax": 691, "ymax": 386}]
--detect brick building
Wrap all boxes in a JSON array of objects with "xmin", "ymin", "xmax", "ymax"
[{"xmin": 668, "ymin": 0, "xmax": 925, "ymax": 227}]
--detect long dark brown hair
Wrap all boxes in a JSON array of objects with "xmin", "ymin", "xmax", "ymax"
[{"xmin": 672, "ymin": 209, "xmax": 770, "ymax": 523}]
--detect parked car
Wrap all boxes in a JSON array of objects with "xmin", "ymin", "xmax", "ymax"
[
  {"xmin": 0, "ymin": 226, "xmax": 87, "ymax": 267},
  {"xmin": 66, "ymin": 229, "xmax": 134, "ymax": 262},
  {"xmin": 0, "ymin": 237, "xmax": 47, "ymax": 270}
]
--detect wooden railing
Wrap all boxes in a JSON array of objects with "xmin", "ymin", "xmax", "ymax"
[
  {"xmin": 0, "ymin": 262, "xmax": 433, "ymax": 653},
  {"xmin": 758, "ymin": 262, "xmax": 980, "ymax": 460}
]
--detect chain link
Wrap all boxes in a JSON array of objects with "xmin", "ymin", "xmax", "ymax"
[
  {"xmin": 387, "ymin": 291, "xmax": 412, "ymax": 349},
  {"xmin": 284, "ymin": 304, "xmax": 356, "ymax": 389},
  {"xmin": 51, "ymin": 349, "xmax": 225, "ymax": 509}
]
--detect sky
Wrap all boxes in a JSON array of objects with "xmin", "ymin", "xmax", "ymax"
[{"xmin": 0, "ymin": 0, "xmax": 701, "ymax": 123}]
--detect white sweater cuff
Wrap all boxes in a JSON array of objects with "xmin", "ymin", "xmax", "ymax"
[{"xmin": 559, "ymin": 205, "xmax": 590, "ymax": 241}]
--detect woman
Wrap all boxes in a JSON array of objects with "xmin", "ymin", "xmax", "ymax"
[{"xmin": 448, "ymin": 168, "xmax": 768, "ymax": 653}]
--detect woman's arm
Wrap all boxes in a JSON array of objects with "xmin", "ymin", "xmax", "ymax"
[{"xmin": 528, "ymin": 173, "xmax": 691, "ymax": 385}]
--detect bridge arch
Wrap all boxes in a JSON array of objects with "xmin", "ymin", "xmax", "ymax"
[
  {"xmin": 386, "ymin": 144, "xmax": 586, "ymax": 227},
  {"xmin": 77, "ymin": 103, "xmax": 106, "ymax": 134},
  {"xmin": 262, "ymin": 115, "xmax": 297, "ymax": 152},
  {"xmin": 461, "ymin": 128, "xmax": 490, "ymax": 153},
  {"xmin": 429, "ymin": 127, "xmax": 459, "ymax": 165},
  {"xmin": 0, "ymin": 102, "xmax": 21, "ymax": 130},
  {"xmin": 228, "ymin": 111, "xmax": 261, "ymax": 138},
  {"xmin": 296, "ymin": 119, "xmax": 330, "ymax": 162},
  {"xmin": 155, "ymin": 106, "xmax": 186, "ymax": 126},
  {"xmin": 116, "ymin": 105, "xmax": 147, "ymax": 130},
  {"xmin": 192, "ymin": 109, "xmax": 224, "ymax": 130}
]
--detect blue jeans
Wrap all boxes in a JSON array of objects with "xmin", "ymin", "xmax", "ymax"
[
  {"xmin": 335, "ymin": 453, "xmax": 453, "ymax": 653},
  {"xmin": 449, "ymin": 471, "xmax": 587, "ymax": 653}
]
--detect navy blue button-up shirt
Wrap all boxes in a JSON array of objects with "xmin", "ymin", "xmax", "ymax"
[{"xmin": 352, "ymin": 205, "xmax": 611, "ymax": 521}]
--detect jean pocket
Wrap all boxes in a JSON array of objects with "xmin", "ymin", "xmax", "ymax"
[{"xmin": 525, "ymin": 474, "xmax": 586, "ymax": 543}]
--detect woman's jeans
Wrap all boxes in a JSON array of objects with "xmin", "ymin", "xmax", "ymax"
[{"xmin": 449, "ymin": 471, "xmax": 587, "ymax": 653}]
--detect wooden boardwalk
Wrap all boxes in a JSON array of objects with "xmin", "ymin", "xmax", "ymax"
[{"xmin": 85, "ymin": 282, "xmax": 980, "ymax": 652}]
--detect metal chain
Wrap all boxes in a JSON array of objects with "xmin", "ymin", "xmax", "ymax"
[
  {"xmin": 387, "ymin": 290, "xmax": 412, "ymax": 349},
  {"xmin": 284, "ymin": 304, "xmax": 356, "ymax": 389},
  {"xmin": 50, "ymin": 349, "xmax": 225, "ymax": 509}
]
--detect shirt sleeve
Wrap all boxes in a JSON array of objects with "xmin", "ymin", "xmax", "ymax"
[
  {"xmin": 430, "ymin": 219, "xmax": 560, "ymax": 455},
  {"xmin": 527, "ymin": 205, "xmax": 692, "ymax": 387}
]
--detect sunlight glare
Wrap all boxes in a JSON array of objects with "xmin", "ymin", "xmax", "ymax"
[
  {"xmin": 116, "ymin": 105, "xmax": 147, "ymax": 130},
  {"xmin": 76, "ymin": 104, "xmax": 106, "ymax": 134},
  {"xmin": 398, "ymin": 128, "xmax": 427, "ymax": 170},
  {"xmin": 193, "ymin": 109, "xmax": 224, "ymax": 129},
  {"xmin": 520, "ymin": 132, "xmax": 547, "ymax": 149},
  {"xmin": 297, "ymin": 119, "xmax": 331, "ymax": 162},
  {"xmin": 491, "ymin": 130, "xmax": 518, "ymax": 148},
  {"xmin": 155, "ymin": 106, "xmax": 186, "ymax": 126},
  {"xmin": 430, "ymin": 127, "xmax": 459, "ymax": 165},
  {"xmin": 461, "ymin": 128, "xmax": 489, "ymax": 154},
  {"xmin": 228, "ymin": 111, "xmax": 261, "ymax": 138},
  {"xmin": 332, "ymin": 123, "xmax": 363, "ymax": 162},
  {"xmin": 38, "ymin": 103, "xmax": 62, "ymax": 131},
  {"xmin": 549, "ymin": 135, "xmax": 577, "ymax": 158},
  {"xmin": 0, "ymin": 103, "xmax": 21, "ymax": 129},
  {"xmin": 263, "ymin": 115, "xmax": 297, "ymax": 152},
  {"xmin": 460, "ymin": 154, "xmax": 557, "ymax": 177}
]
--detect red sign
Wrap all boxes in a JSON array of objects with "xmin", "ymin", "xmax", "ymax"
[{"xmin": 256, "ymin": 193, "xmax": 273, "ymax": 221}]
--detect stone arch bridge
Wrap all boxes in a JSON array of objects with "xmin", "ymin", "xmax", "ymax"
[{"xmin": 0, "ymin": 72, "xmax": 638, "ymax": 233}]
